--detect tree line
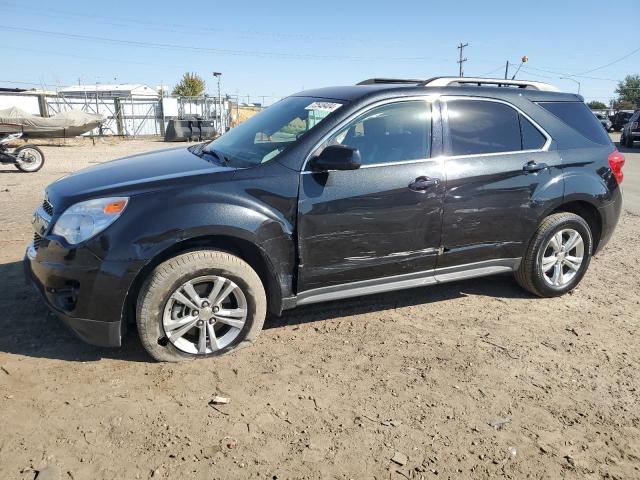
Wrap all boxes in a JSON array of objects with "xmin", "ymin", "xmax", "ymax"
[{"xmin": 588, "ymin": 74, "xmax": 640, "ymax": 111}]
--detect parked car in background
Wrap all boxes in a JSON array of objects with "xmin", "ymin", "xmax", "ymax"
[
  {"xmin": 24, "ymin": 77, "xmax": 625, "ymax": 362},
  {"xmin": 620, "ymin": 110, "xmax": 640, "ymax": 148},
  {"xmin": 611, "ymin": 111, "xmax": 634, "ymax": 131},
  {"xmin": 593, "ymin": 112, "xmax": 613, "ymax": 132}
]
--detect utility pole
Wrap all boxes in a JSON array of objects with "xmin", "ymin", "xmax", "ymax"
[
  {"xmin": 504, "ymin": 60, "xmax": 510, "ymax": 79},
  {"xmin": 212, "ymin": 72, "xmax": 222, "ymax": 133},
  {"xmin": 457, "ymin": 42, "xmax": 468, "ymax": 77}
]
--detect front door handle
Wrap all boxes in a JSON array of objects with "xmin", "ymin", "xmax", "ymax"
[
  {"xmin": 409, "ymin": 176, "xmax": 439, "ymax": 192},
  {"xmin": 523, "ymin": 161, "xmax": 548, "ymax": 173}
]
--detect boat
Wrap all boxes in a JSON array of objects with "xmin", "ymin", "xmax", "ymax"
[{"xmin": 0, "ymin": 107, "xmax": 104, "ymax": 138}]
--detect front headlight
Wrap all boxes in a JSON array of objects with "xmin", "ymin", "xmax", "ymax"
[{"xmin": 52, "ymin": 197, "xmax": 129, "ymax": 245}]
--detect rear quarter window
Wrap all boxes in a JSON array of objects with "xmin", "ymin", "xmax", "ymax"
[
  {"xmin": 519, "ymin": 114, "xmax": 547, "ymax": 150},
  {"xmin": 537, "ymin": 101, "xmax": 611, "ymax": 145}
]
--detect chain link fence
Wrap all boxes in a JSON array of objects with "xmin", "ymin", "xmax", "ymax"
[{"xmin": 0, "ymin": 91, "xmax": 255, "ymax": 138}]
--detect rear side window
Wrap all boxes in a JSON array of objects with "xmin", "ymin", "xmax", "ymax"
[
  {"xmin": 447, "ymin": 99, "xmax": 547, "ymax": 155},
  {"xmin": 447, "ymin": 100, "xmax": 521, "ymax": 155},
  {"xmin": 537, "ymin": 101, "xmax": 611, "ymax": 145}
]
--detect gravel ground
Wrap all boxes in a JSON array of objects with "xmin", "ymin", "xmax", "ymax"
[{"xmin": 0, "ymin": 137, "xmax": 639, "ymax": 480}]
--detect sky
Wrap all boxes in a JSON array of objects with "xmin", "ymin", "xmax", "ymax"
[{"xmin": 1, "ymin": 0, "xmax": 638, "ymax": 105}]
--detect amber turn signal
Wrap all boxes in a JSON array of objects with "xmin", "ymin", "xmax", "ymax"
[{"xmin": 103, "ymin": 199, "xmax": 127, "ymax": 215}]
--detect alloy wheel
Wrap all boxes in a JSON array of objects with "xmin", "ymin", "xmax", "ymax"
[
  {"xmin": 540, "ymin": 228, "xmax": 584, "ymax": 287},
  {"xmin": 162, "ymin": 275, "xmax": 247, "ymax": 355}
]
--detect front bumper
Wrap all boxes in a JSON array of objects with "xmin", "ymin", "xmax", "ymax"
[{"xmin": 24, "ymin": 241, "xmax": 131, "ymax": 348}]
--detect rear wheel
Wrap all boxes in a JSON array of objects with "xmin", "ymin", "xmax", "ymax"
[
  {"xmin": 14, "ymin": 145, "xmax": 44, "ymax": 172},
  {"xmin": 136, "ymin": 250, "xmax": 266, "ymax": 362},
  {"xmin": 515, "ymin": 213, "xmax": 592, "ymax": 297}
]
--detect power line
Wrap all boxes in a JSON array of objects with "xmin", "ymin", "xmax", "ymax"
[
  {"xmin": 0, "ymin": 0, "xmax": 365, "ymax": 45},
  {"xmin": 0, "ymin": 79, "xmax": 60, "ymax": 87},
  {"xmin": 478, "ymin": 65, "xmax": 505, "ymax": 77},
  {"xmin": 518, "ymin": 66, "xmax": 556, "ymax": 79},
  {"xmin": 522, "ymin": 64, "xmax": 620, "ymax": 82},
  {"xmin": 516, "ymin": 50, "xmax": 640, "ymax": 81},
  {"xmin": 577, "ymin": 46, "xmax": 640, "ymax": 75},
  {"xmin": 0, "ymin": 25, "xmax": 449, "ymax": 63},
  {"xmin": 4, "ymin": 44, "xmax": 201, "ymax": 71}
]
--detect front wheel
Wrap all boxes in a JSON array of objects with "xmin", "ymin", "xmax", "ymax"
[
  {"xmin": 14, "ymin": 145, "xmax": 45, "ymax": 172},
  {"xmin": 515, "ymin": 213, "xmax": 592, "ymax": 297},
  {"xmin": 136, "ymin": 250, "xmax": 266, "ymax": 362}
]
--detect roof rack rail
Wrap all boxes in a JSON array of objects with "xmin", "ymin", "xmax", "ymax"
[
  {"xmin": 357, "ymin": 78, "xmax": 425, "ymax": 85},
  {"xmin": 421, "ymin": 77, "xmax": 560, "ymax": 92}
]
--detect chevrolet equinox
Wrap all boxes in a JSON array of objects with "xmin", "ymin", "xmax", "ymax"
[{"xmin": 25, "ymin": 77, "xmax": 625, "ymax": 361}]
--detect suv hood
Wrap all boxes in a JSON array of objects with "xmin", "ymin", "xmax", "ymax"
[{"xmin": 46, "ymin": 146, "xmax": 235, "ymax": 207}]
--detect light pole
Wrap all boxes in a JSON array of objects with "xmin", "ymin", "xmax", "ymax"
[
  {"xmin": 561, "ymin": 77, "xmax": 581, "ymax": 95},
  {"xmin": 511, "ymin": 55, "xmax": 528, "ymax": 80},
  {"xmin": 212, "ymin": 72, "xmax": 222, "ymax": 133}
]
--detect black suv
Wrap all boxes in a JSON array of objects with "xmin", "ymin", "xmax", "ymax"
[
  {"xmin": 25, "ymin": 77, "xmax": 625, "ymax": 362},
  {"xmin": 611, "ymin": 111, "xmax": 633, "ymax": 131},
  {"xmin": 620, "ymin": 109, "xmax": 640, "ymax": 148}
]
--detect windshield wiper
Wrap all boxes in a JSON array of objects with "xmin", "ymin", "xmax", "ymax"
[
  {"xmin": 189, "ymin": 144, "xmax": 231, "ymax": 166},
  {"xmin": 203, "ymin": 148, "xmax": 230, "ymax": 166}
]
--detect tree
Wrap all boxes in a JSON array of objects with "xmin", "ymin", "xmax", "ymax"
[
  {"xmin": 172, "ymin": 72, "xmax": 206, "ymax": 97},
  {"xmin": 615, "ymin": 74, "xmax": 640, "ymax": 108},
  {"xmin": 587, "ymin": 100, "xmax": 608, "ymax": 110},
  {"xmin": 612, "ymin": 99, "xmax": 636, "ymax": 111}
]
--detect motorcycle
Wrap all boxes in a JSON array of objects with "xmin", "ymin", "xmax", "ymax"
[{"xmin": 0, "ymin": 133, "xmax": 45, "ymax": 172}]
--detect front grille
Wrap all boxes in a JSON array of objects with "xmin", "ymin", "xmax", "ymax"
[
  {"xmin": 42, "ymin": 199, "xmax": 54, "ymax": 216},
  {"xmin": 33, "ymin": 232, "xmax": 42, "ymax": 250}
]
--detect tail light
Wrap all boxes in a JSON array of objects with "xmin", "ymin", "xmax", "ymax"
[{"xmin": 608, "ymin": 149, "xmax": 625, "ymax": 184}]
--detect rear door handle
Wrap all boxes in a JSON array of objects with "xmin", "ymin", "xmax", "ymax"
[
  {"xmin": 523, "ymin": 161, "xmax": 548, "ymax": 173},
  {"xmin": 409, "ymin": 176, "xmax": 439, "ymax": 192}
]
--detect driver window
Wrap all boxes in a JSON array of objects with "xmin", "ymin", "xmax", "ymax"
[{"xmin": 327, "ymin": 101, "xmax": 431, "ymax": 166}]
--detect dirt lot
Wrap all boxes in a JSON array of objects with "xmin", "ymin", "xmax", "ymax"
[{"xmin": 1, "ymin": 138, "xmax": 639, "ymax": 480}]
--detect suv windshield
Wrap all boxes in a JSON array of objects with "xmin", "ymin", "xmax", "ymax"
[{"xmin": 203, "ymin": 96, "xmax": 343, "ymax": 167}]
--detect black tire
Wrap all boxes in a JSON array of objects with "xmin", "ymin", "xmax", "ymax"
[
  {"xmin": 14, "ymin": 145, "xmax": 45, "ymax": 172},
  {"xmin": 136, "ymin": 250, "xmax": 266, "ymax": 362},
  {"xmin": 515, "ymin": 213, "xmax": 592, "ymax": 297}
]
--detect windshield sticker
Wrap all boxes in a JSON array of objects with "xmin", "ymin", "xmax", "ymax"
[{"xmin": 305, "ymin": 101, "xmax": 342, "ymax": 113}]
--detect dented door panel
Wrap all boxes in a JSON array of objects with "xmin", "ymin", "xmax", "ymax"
[{"xmin": 297, "ymin": 160, "xmax": 444, "ymax": 290}]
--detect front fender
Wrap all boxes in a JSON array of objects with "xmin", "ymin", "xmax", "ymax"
[{"xmin": 89, "ymin": 167, "xmax": 299, "ymax": 314}]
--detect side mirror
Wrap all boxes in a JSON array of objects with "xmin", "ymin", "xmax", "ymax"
[{"xmin": 310, "ymin": 145, "xmax": 361, "ymax": 172}]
